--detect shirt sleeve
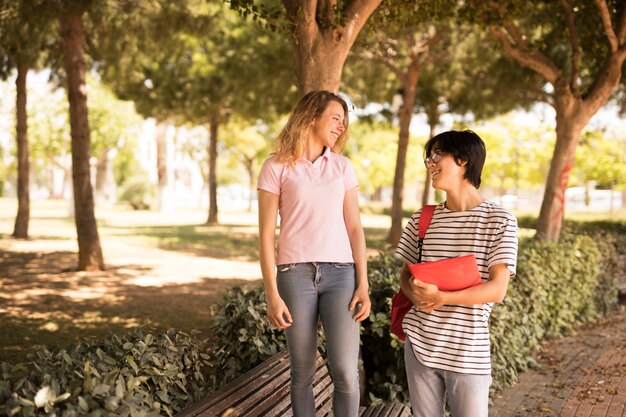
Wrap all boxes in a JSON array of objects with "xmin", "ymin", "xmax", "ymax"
[
  {"xmin": 487, "ymin": 211, "xmax": 519, "ymax": 276},
  {"xmin": 257, "ymin": 157, "xmax": 282, "ymax": 195},
  {"xmin": 343, "ymin": 158, "xmax": 359, "ymax": 190},
  {"xmin": 395, "ymin": 211, "xmax": 421, "ymax": 265}
]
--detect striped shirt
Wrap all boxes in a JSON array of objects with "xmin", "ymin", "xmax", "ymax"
[{"xmin": 395, "ymin": 200, "xmax": 518, "ymax": 375}]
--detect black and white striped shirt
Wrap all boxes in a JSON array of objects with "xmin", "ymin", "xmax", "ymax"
[{"xmin": 395, "ymin": 200, "xmax": 518, "ymax": 375}]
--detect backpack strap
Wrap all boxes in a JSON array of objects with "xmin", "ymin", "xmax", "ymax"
[{"xmin": 417, "ymin": 205, "xmax": 436, "ymax": 263}]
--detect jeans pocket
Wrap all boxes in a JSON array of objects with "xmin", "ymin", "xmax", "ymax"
[
  {"xmin": 332, "ymin": 263, "xmax": 354, "ymax": 269},
  {"xmin": 278, "ymin": 263, "xmax": 296, "ymax": 272}
]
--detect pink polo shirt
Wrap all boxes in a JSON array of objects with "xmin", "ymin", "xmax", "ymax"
[{"xmin": 257, "ymin": 147, "xmax": 358, "ymax": 265}]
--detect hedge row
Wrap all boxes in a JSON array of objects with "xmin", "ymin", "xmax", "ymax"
[
  {"xmin": 1, "ymin": 225, "xmax": 622, "ymax": 415},
  {"xmin": 0, "ymin": 329, "xmax": 211, "ymax": 417}
]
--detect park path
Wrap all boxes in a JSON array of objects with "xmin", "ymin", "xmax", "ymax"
[
  {"xmin": 490, "ymin": 306, "xmax": 626, "ymax": 417},
  {"xmin": 3, "ymin": 221, "xmax": 263, "ymax": 286},
  {"xmin": 102, "ymin": 238, "xmax": 262, "ymax": 284},
  {"xmin": 490, "ymin": 255, "xmax": 626, "ymax": 417}
]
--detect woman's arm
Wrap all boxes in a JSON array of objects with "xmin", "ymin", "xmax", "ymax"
[
  {"xmin": 343, "ymin": 187, "xmax": 371, "ymax": 322},
  {"xmin": 407, "ymin": 263, "xmax": 511, "ymax": 312},
  {"xmin": 258, "ymin": 189, "xmax": 292, "ymax": 328}
]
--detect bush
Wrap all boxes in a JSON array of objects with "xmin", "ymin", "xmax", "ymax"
[
  {"xmin": 206, "ymin": 286, "xmax": 326, "ymax": 392},
  {"xmin": 360, "ymin": 253, "xmax": 407, "ymax": 405},
  {"xmin": 206, "ymin": 286, "xmax": 287, "ymax": 390},
  {"xmin": 0, "ymin": 328, "xmax": 211, "ymax": 417},
  {"xmin": 117, "ymin": 175, "xmax": 156, "ymax": 210}
]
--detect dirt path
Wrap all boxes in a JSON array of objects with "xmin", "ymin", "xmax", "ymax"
[{"xmin": 0, "ymin": 234, "xmax": 262, "ymax": 364}]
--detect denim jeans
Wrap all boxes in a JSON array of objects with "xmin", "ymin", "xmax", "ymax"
[
  {"xmin": 277, "ymin": 262, "xmax": 360, "ymax": 417},
  {"xmin": 404, "ymin": 342, "xmax": 492, "ymax": 417}
]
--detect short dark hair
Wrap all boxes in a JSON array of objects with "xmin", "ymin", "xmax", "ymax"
[{"xmin": 424, "ymin": 130, "xmax": 486, "ymax": 188}]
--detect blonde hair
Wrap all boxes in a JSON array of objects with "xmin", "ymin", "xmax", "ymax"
[{"xmin": 273, "ymin": 91, "xmax": 350, "ymax": 164}]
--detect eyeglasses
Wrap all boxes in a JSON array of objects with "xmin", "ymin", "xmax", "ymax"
[{"xmin": 424, "ymin": 152, "xmax": 443, "ymax": 168}]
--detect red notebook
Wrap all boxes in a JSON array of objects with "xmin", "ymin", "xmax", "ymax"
[{"xmin": 408, "ymin": 254, "xmax": 482, "ymax": 291}]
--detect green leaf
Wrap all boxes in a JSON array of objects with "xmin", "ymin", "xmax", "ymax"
[{"xmin": 78, "ymin": 396, "xmax": 89, "ymax": 412}]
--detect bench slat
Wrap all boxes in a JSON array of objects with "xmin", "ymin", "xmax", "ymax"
[
  {"xmin": 359, "ymin": 403, "xmax": 411, "ymax": 417},
  {"xmin": 177, "ymin": 350, "xmax": 291, "ymax": 417},
  {"xmin": 270, "ymin": 355, "xmax": 333, "ymax": 417},
  {"xmin": 176, "ymin": 348, "xmax": 410, "ymax": 417}
]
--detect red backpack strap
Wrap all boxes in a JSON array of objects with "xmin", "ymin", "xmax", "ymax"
[
  {"xmin": 418, "ymin": 205, "xmax": 436, "ymax": 239},
  {"xmin": 417, "ymin": 205, "xmax": 436, "ymax": 263}
]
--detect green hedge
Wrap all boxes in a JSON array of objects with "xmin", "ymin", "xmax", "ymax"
[
  {"xmin": 1, "ymin": 223, "xmax": 622, "ymax": 414},
  {"xmin": 206, "ymin": 286, "xmax": 287, "ymax": 390},
  {"xmin": 207, "ymin": 286, "xmax": 327, "ymax": 391},
  {"xmin": 0, "ymin": 329, "xmax": 211, "ymax": 417},
  {"xmin": 360, "ymin": 253, "xmax": 408, "ymax": 404}
]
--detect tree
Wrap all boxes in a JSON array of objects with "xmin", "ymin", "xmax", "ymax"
[
  {"xmin": 344, "ymin": 14, "xmax": 538, "ymax": 243},
  {"xmin": 355, "ymin": 7, "xmax": 457, "ymax": 244},
  {"xmin": 465, "ymin": 0, "xmax": 626, "ymax": 241},
  {"xmin": 56, "ymin": 1, "xmax": 104, "ymax": 270},
  {"xmin": 91, "ymin": 1, "xmax": 213, "ymax": 213},
  {"xmin": 222, "ymin": 120, "xmax": 272, "ymax": 211},
  {"xmin": 230, "ymin": 0, "xmax": 382, "ymax": 94},
  {"xmin": 0, "ymin": 0, "xmax": 54, "ymax": 238},
  {"xmin": 98, "ymin": 2, "xmax": 296, "ymax": 224},
  {"xmin": 87, "ymin": 78, "xmax": 144, "ymax": 205},
  {"xmin": 27, "ymin": 78, "xmax": 72, "ymax": 198},
  {"xmin": 348, "ymin": 119, "xmax": 421, "ymax": 202}
]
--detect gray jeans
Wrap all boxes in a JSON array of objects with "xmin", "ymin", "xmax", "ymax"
[
  {"xmin": 277, "ymin": 262, "xmax": 360, "ymax": 417},
  {"xmin": 404, "ymin": 342, "xmax": 491, "ymax": 417}
]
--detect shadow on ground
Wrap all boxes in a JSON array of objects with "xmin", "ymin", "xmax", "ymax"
[{"xmin": 0, "ymin": 249, "xmax": 260, "ymax": 364}]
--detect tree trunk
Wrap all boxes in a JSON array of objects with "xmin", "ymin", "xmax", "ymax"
[
  {"xmin": 155, "ymin": 121, "xmax": 169, "ymax": 211},
  {"xmin": 486, "ymin": 4, "xmax": 626, "ymax": 242},
  {"xmin": 95, "ymin": 148, "xmax": 115, "ymax": 205},
  {"xmin": 293, "ymin": 38, "xmax": 348, "ymax": 94},
  {"xmin": 59, "ymin": 12, "xmax": 104, "ymax": 271},
  {"xmin": 245, "ymin": 158, "xmax": 254, "ymax": 212},
  {"xmin": 421, "ymin": 115, "xmax": 438, "ymax": 208},
  {"xmin": 95, "ymin": 152, "xmax": 108, "ymax": 194},
  {"xmin": 372, "ymin": 187, "xmax": 382, "ymax": 202},
  {"xmin": 13, "ymin": 65, "xmax": 30, "ymax": 239},
  {"xmin": 206, "ymin": 119, "xmax": 219, "ymax": 225},
  {"xmin": 536, "ymin": 97, "xmax": 586, "ymax": 242},
  {"xmin": 284, "ymin": 0, "xmax": 381, "ymax": 95},
  {"xmin": 388, "ymin": 72, "xmax": 419, "ymax": 246}
]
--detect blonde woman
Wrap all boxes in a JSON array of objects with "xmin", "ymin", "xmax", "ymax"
[{"xmin": 257, "ymin": 91, "xmax": 371, "ymax": 417}]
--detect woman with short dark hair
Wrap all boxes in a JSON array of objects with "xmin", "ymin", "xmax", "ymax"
[{"xmin": 396, "ymin": 129, "xmax": 519, "ymax": 417}]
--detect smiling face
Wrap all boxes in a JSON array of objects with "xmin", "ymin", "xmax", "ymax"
[
  {"xmin": 425, "ymin": 148, "xmax": 467, "ymax": 191},
  {"xmin": 309, "ymin": 100, "xmax": 346, "ymax": 149}
]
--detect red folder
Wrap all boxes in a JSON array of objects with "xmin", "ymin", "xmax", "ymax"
[{"xmin": 408, "ymin": 254, "xmax": 481, "ymax": 291}]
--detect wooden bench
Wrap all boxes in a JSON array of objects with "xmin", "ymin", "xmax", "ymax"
[{"xmin": 176, "ymin": 349, "xmax": 411, "ymax": 417}]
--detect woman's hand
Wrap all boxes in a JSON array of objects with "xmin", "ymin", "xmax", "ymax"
[
  {"xmin": 266, "ymin": 294, "xmax": 292, "ymax": 329},
  {"xmin": 410, "ymin": 279, "xmax": 445, "ymax": 313},
  {"xmin": 349, "ymin": 286, "xmax": 371, "ymax": 322}
]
